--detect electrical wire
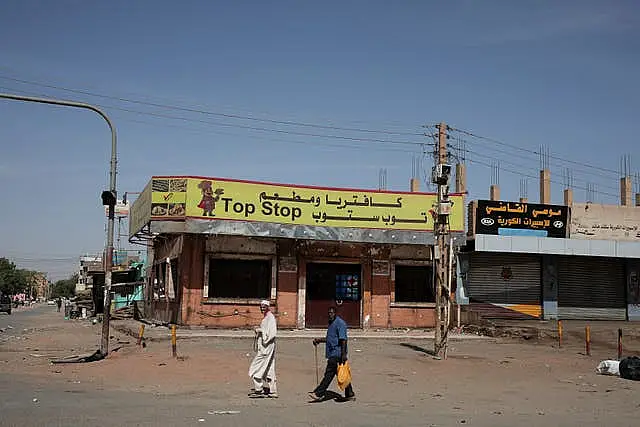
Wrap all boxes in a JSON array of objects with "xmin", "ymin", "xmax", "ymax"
[
  {"xmin": 455, "ymin": 144, "xmax": 622, "ymax": 193},
  {"xmin": 466, "ymin": 156, "xmax": 619, "ymax": 200},
  {"xmin": 0, "ymin": 85, "xmax": 424, "ymax": 149},
  {"xmin": 0, "ymin": 74, "xmax": 424, "ymax": 137},
  {"xmin": 449, "ymin": 126, "xmax": 620, "ymax": 176}
]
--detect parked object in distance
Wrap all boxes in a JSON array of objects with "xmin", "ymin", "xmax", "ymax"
[{"xmin": 47, "ymin": 300, "xmax": 55, "ymax": 305}]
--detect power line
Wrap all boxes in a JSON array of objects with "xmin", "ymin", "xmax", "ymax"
[
  {"xmin": 115, "ymin": 115, "xmax": 425, "ymax": 155},
  {"xmin": 0, "ymin": 85, "xmax": 424, "ymax": 149},
  {"xmin": 451, "ymin": 132, "xmax": 623, "ymax": 188},
  {"xmin": 457, "ymin": 144, "xmax": 621, "ymax": 193},
  {"xmin": 449, "ymin": 126, "xmax": 620, "ymax": 176},
  {"xmin": 0, "ymin": 75, "xmax": 424, "ymax": 137},
  {"xmin": 466, "ymin": 156, "xmax": 619, "ymax": 200}
]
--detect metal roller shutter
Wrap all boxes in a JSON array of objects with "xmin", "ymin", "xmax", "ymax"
[
  {"xmin": 627, "ymin": 260, "xmax": 640, "ymax": 321},
  {"xmin": 557, "ymin": 256, "xmax": 626, "ymax": 320},
  {"xmin": 467, "ymin": 253, "xmax": 541, "ymax": 319}
]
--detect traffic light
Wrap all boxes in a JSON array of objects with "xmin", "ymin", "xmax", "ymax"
[{"xmin": 101, "ymin": 190, "xmax": 116, "ymax": 207}]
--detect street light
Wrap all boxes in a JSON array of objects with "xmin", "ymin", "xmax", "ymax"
[{"xmin": 0, "ymin": 92, "xmax": 117, "ymax": 357}]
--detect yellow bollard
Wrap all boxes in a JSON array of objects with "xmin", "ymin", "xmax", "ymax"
[
  {"xmin": 585, "ymin": 325, "xmax": 591, "ymax": 356},
  {"xmin": 171, "ymin": 324, "xmax": 177, "ymax": 358},
  {"xmin": 557, "ymin": 320, "xmax": 563, "ymax": 348},
  {"xmin": 137, "ymin": 324, "xmax": 145, "ymax": 346}
]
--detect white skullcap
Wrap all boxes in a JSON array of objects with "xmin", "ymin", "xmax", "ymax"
[{"xmin": 260, "ymin": 300, "xmax": 270, "ymax": 307}]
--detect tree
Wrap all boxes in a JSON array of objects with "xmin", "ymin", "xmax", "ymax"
[
  {"xmin": 0, "ymin": 257, "xmax": 28, "ymax": 295},
  {"xmin": 51, "ymin": 273, "xmax": 78, "ymax": 299}
]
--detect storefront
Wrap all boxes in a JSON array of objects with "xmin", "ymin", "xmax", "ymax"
[
  {"xmin": 129, "ymin": 176, "xmax": 465, "ymax": 329},
  {"xmin": 556, "ymin": 256, "xmax": 626, "ymax": 320},
  {"xmin": 464, "ymin": 199, "xmax": 640, "ymax": 321}
]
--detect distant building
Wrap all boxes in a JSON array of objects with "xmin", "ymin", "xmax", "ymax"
[
  {"xmin": 76, "ymin": 255, "xmax": 103, "ymax": 293},
  {"xmin": 28, "ymin": 273, "xmax": 49, "ymax": 300}
]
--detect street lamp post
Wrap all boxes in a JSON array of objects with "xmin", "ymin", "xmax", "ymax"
[{"xmin": 0, "ymin": 92, "xmax": 117, "ymax": 357}]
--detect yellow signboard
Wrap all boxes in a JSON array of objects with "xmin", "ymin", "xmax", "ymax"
[{"xmin": 146, "ymin": 176, "xmax": 464, "ymax": 232}]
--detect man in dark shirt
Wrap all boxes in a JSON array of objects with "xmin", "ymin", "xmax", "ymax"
[{"xmin": 309, "ymin": 306, "xmax": 355, "ymax": 402}]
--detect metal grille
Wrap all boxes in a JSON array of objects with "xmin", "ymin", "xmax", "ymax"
[
  {"xmin": 467, "ymin": 253, "xmax": 541, "ymax": 305},
  {"xmin": 557, "ymin": 256, "xmax": 626, "ymax": 320}
]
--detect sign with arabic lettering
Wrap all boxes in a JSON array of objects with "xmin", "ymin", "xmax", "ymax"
[
  {"xmin": 475, "ymin": 200, "xmax": 568, "ymax": 238},
  {"xmin": 145, "ymin": 176, "xmax": 464, "ymax": 232},
  {"xmin": 571, "ymin": 202, "xmax": 640, "ymax": 241}
]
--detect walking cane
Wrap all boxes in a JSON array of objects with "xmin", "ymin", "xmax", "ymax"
[{"xmin": 314, "ymin": 344, "xmax": 319, "ymax": 385}]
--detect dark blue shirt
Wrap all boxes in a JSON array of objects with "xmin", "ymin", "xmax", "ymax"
[{"xmin": 325, "ymin": 316, "xmax": 348, "ymax": 359}]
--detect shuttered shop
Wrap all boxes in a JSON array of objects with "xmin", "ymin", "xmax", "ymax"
[
  {"xmin": 467, "ymin": 253, "xmax": 541, "ymax": 319},
  {"xmin": 557, "ymin": 256, "xmax": 626, "ymax": 320}
]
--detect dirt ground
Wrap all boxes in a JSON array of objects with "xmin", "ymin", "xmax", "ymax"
[{"xmin": 2, "ymin": 306, "xmax": 640, "ymax": 426}]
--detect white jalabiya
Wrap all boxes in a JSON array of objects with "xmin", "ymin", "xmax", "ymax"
[{"xmin": 248, "ymin": 311, "xmax": 277, "ymax": 393}]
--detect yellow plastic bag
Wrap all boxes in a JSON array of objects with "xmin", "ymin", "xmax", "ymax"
[{"xmin": 337, "ymin": 361, "xmax": 352, "ymax": 390}]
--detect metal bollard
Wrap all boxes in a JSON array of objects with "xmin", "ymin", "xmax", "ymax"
[
  {"xmin": 585, "ymin": 325, "xmax": 591, "ymax": 356},
  {"xmin": 137, "ymin": 324, "xmax": 145, "ymax": 346},
  {"xmin": 171, "ymin": 324, "xmax": 177, "ymax": 358},
  {"xmin": 617, "ymin": 328, "xmax": 622, "ymax": 360},
  {"xmin": 557, "ymin": 320, "xmax": 563, "ymax": 348}
]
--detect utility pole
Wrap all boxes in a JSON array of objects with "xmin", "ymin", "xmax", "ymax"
[
  {"xmin": 0, "ymin": 93, "xmax": 117, "ymax": 357},
  {"xmin": 432, "ymin": 122, "xmax": 452, "ymax": 359}
]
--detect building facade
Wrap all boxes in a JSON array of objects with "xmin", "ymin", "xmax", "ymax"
[
  {"xmin": 129, "ymin": 176, "xmax": 465, "ymax": 328},
  {"xmin": 462, "ymin": 199, "xmax": 640, "ymax": 321}
]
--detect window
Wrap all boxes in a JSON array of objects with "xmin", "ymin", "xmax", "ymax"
[
  {"xmin": 208, "ymin": 258, "xmax": 271, "ymax": 299},
  {"xmin": 394, "ymin": 265, "xmax": 434, "ymax": 303}
]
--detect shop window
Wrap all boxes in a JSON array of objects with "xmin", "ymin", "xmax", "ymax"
[
  {"xmin": 208, "ymin": 258, "xmax": 271, "ymax": 299},
  {"xmin": 394, "ymin": 265, "xmax": 434, "ymax": 303}
]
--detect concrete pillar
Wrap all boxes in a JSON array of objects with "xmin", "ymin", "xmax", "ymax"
[
  {"xmin": 455, "ymin": 163, "xmax": 466, "ymax": 194},
  {"xmin": 490, "ymin": 185, "xmax": 500, "ymax": 201},
  {"xmin": 621, "ymin": 176, "xmax": 632, "ymax": 206},
  {"xmin": 467, "ymin": 201, "xmax": 477, "ymax": 237},
  {"xmin": 519, "ymin": 197, "xmax": 528, "ymax": 204},
  {"xmin": 563, "ymin": 188, "xmax": 573, "ymax": 207},
  {"xmin": 542, "ymin": 255, "xmax": 558, "ymax": 320},
  {"xmin": 540, "ymin": 169, "xmax": 551, "ymax": 204},
  {"xmin": 410, "ymin": 178, "xmax": 420, "ymax": 192}
]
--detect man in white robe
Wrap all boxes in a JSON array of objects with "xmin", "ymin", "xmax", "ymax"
[{"xmin": 248, "ymin": 300, "xmax": 278, "ymax": 398}]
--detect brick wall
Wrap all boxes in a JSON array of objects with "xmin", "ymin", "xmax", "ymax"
[{"xmin": 157, "ymin": 233, "xmax": 436, "ymax": 329}]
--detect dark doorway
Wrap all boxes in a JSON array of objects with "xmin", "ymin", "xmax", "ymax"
[{"xmin": 306, "ymin": 263, "xmax": 361, "ymax": 328}]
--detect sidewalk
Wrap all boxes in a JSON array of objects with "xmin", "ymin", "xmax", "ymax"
[
  {"xmin": 111, "ymin": 317, "xmax": 640, "ymax": 349},
  {"xmin": 111, "ymin": 319, "xmax": 491, "ymax": 341}
]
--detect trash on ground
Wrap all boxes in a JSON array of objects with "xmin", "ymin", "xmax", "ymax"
[
  {"xmin": 596, "ymin": 360, "xmax": 620, "ymax": 376},
  {"xmin": 619, "ymin": 356, "xmax": 640, "ymax": 381},
  {"xmin": 208, "ymin": 410, "xmax": 241, "ymax": 415}
]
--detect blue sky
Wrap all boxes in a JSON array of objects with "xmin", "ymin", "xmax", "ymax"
[{"xmin": 0, "ymin": 1, "xmax": 638, "ymax": 280}]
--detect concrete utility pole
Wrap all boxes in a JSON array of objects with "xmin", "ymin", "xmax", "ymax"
[
  {"xmin": 433, "ymin": 122, "xmax": 451, "ymax": 359},
  {"xmin": 0, "ymin": 93, "xmax": 117, "ymax": 357}
]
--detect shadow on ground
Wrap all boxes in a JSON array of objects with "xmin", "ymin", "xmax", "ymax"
[{"xmin": 399, "ymin": 342, "xmax": 437, "ymax": 357}]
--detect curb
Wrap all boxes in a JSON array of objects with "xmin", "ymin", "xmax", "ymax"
[{"xmin": 111, "ymin": 323, "xmax": 491, "ymax": 342}]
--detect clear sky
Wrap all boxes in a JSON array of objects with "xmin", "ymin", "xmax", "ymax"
[{"xmin": 0, "ymin": 0, "xmax": 638, "ymax": 280}]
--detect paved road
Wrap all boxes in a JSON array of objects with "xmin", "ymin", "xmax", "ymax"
[{"xmin": 0, "ymin": 304, "xmax": 55, "ymax": 333}]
